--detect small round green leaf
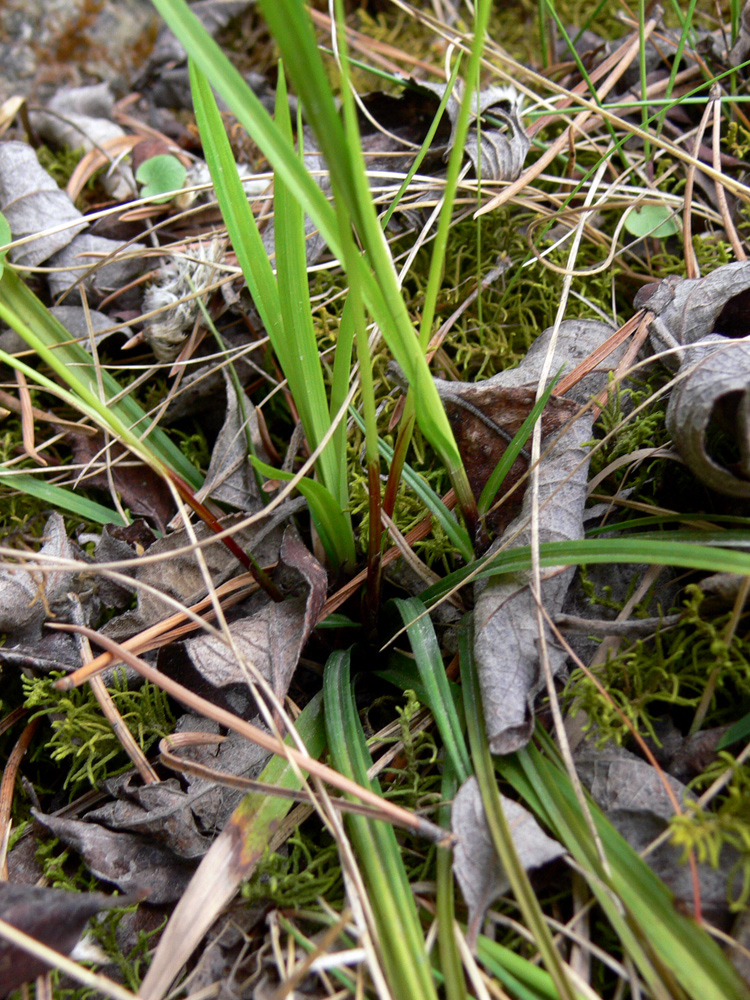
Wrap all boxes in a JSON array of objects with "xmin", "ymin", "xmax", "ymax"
[
  {"xmin": 136, "ymin": 154, "xmax": 187, "ymax": 203},
  {"xmin": 624, "ymin": 204, "xmax": 680, "ymax": 239}
]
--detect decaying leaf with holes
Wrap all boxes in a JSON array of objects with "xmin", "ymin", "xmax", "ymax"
[{"xmin": 636, "ymin": 261, "xmax": 750, "ymax": 497}]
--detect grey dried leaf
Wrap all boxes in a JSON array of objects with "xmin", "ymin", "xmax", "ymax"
[
  {"xmin": 0, "ymin": 141, "xmax": 86, "ymax": 266},
  {"xmin": 575, "ymin": 741, "xmax": 743, "ymax": 923},
  {"xmin": 32, "ymin": 810, "xmax": 194, "ymax": 905},
  {"xmin": 0, "ymin": 513, "xmax": 94, "ymax": 645},
  {"xmin": 452, "ymin": 776, "xmax": 565, "ymax": 944},
  {"xmin": 29, "ymin": 83, "xmax": 135, "ymax": 201},
  {"xmin": 50, "ymin": 305, "xmax": 132, "ymax": 348},
  {"xmin": 417, "ymin": 81, "xmax": 530, "ymax": 183},
  {"xmin": 102, "ymin": 514, "xmax": 284, "ymax": 641},
  {"xmin": 729, "ymin": 0, "xmax": 750, "ymax": 66},
  {"xmin": 86, "ymin": 776, "xmax": 212, "ymax": 860},
  {"xmin": 0, "ymin": 883, "xmax": 126, "ymax": 996},
  {"xmin": 47, "ymin": 233, "xmax": 147, "ymax": 303},
  {"xmin": 161, "ymin": 526, "xmax": 326, "ymax": 712},
  {"xmin": 665, "ymin": 338, "xmax": 750, "ymax": 497},
  {"xmin": 464, "ymin": 320, "xmax": 621, "ymax": 753},
  {"xmin": 636, "ymin": 261, "xmax": 750, "ymax": 364},
  {"xmin": 176, "ymin": 727, "xmax": 271, "ymax": 833},
  {"xmin": 636, "ymin": 262, "xmax": 750, "ymax": 496},
  {"xmin": 195, "ymin": 369, "xmax": 263, "ymax": 510}
]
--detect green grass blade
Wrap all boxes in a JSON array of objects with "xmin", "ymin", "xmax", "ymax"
[
  {"xmin": 498, "ymin": 738, "xmax": 750, "ymax": 1000},
  {"xmin": 273, "ymin": 66, "xmax": 342, "ymax": 499},
  {"xmin": 0, "ymin": 268, "xmax": 201, "ymax": 487},
  {"xmin": 324, "ymin": 648, "xmax": 441, "ymax": 1000},
  {"xmin": 190, "ymin": 60, "xmax": 283, "ymax": 343},
  {"xmin": 390, "ymin": 597, "xmax": 472, "ymax": 782},
  {"xmin": 419, "ymin": 535, "xmax": 750, "ymax": 607},
  {"xmin": 327, "ymin": 295, "xmax": 356, "ymax": 511},
  {"xmin": 477, "ymin": 372, "xmax": 561, "ymax": 517},
  {"xmin": 151, "ymin": 0, "xmax": 475, "ymax": 519},
  {"xmin": 475, "ymin": 935, "xmax": 568, "ymax": 1000},
  {"xmin": 0, "ymin": 473, "xmax": 128, "ymax": 525},
  {"xmin": 437, "ymin": 761, "xmax": 468, "ymax": 1000},
  {"xmin": 417, "ymin": 0, "xmax": 492, "ymax": 353},
  {"xmin": 460, "ymin": 623, "xmax": 577, "ymax": 1000},
  {"xmin": 251, "ymin": 455, "xmax": 355, "ymax": 570}
]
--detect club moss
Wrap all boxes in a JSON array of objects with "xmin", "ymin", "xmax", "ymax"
[
  {"xmin": 23, "ymin": 671, "xmax": 174, "ymax": 794},
  {"xmin": 565, "ymin": 586, "xmax": 750, "ymax": 745}
]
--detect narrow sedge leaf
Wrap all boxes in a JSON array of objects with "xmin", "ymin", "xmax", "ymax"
[
  {"xmin": 273, "ymin": 65, "xmax": 342, "ymax": 500},
  {"xmin": 437, "ymin": 763, "xmax": 468, "ymax": 1000},
  {"xmin": 328, "ymin": 296, "xmax": 356, "ymax": 510},
  {"xmin": 189, "ymin": 62, "xmax": 284, "ymax": 349},
  {"xmin": 475, "ymin": 935, "xmax": 568, "ymax": 1000},
  {"xmin": 0, "ymin": 268, "xmax": 201, "ymax": 487},
  {"xmin": 417, "ymin": 0, "xmax": 492, "ymax": 353},
  {"xmin": 0, "ymin": 473, "xmax": 128, "ymax": 526},
  {"xmin": 192, "ymin": 58, "xmax": 352, "ymax": 550},
  {"xmin": 0, "ymin": 211, "xmax": 10, "ymax": 280},
  {"xmin": 324, "ymin": 649, "xmax": 441, "ymax": 1000},
  {"xmin": 477, "ymin": 371, "xmax": 562, "ymax": 516},
  {"xmin": 251, "ymin": 456, "xmax": 355, "ymax": 570},
  {"xmin": 498, "ymin": 739, "xmax": 750, "ymax": 1000},
  {"xmin": 420, "ymin": 535, "xmax": 750, "ymax": 607},
  {"xmin": 391, "ymin": 597, "xmax": 472, "ymax": 782},
  {"xmin": 153, "ymin": 0, "xmax": 474, "ymax": 523},
  {"xmin": 460, "ymin": 624, "xmax": 577, "ymax": 1000},
  {"xmin": 381, "ymin": 56, "xmax": 463, "ymax": 229}
]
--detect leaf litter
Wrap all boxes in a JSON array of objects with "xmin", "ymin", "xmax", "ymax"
[{"xmin": 0, "ymin": 1, "xmax": 750, "ymax": 997}]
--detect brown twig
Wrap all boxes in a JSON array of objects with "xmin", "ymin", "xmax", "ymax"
[{"xmin": 0, "ymin": 717, "xmax": 40, "ymax": 878}]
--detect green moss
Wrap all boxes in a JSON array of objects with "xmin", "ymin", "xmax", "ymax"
[
  {"xmin": 670, "ymin": 769, "xmax": 750, "ymax": 910},
  {"xmin": 566, "ymin": 587, "xmax": 750, "ymax": 745},
  {"xmin": 23, "ymin": 671, "xmax": 174, "ymax": 794},
  {"xmin": 242, "ymin": 829, "xmax": 344, "ymax": 909}
]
